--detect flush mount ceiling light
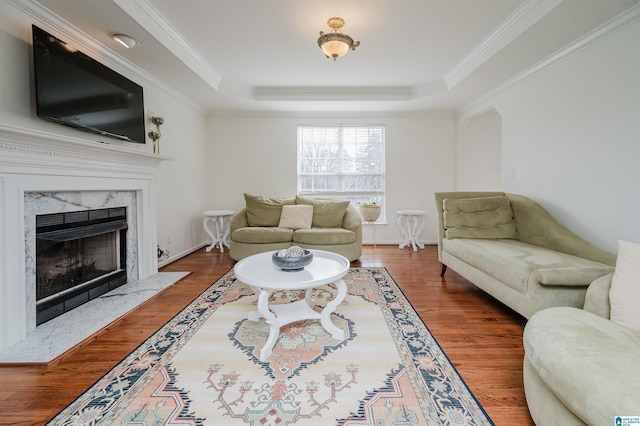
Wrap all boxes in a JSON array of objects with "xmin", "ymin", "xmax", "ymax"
[
  {"xmin": 317, "ymin": 17, "xmax": 360, "ymax": 60},
  {"xmin": 112, "ymin": 34, "xmax": 138, "ymax": 49}
]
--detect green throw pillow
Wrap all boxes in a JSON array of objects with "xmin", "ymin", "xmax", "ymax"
[
  {"xmin": 244, "ymin": 193, "xmax": 295, "ymax": 227},
  {"xmin": 296, "ymin": 196, "xmax": 350, "ymax": 228},
  {"xmin": 443, "ymin": 196, "xmax": 516, "ymax": 239}
]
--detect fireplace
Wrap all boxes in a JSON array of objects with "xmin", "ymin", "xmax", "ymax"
[
  {"xmin": 0, "ymin": 124, "xmax": 166, "ymax": 354},
  {"xmin": 35, "ymin": 208, "xmax": 128, "ymax": 325}
]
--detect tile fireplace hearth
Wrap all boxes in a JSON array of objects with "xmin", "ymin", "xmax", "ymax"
[{"xmin": 0, "ymin": 271, "xmax": 188, "ymax": 363}]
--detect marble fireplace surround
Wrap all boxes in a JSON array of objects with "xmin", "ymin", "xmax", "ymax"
[
  {"xmin": 0, "ymin": 124, "xmax": 182, "ymax": 362},
  {"xmin": 25, "ymin": 191, "xmax": 139, "ymax": 329}
]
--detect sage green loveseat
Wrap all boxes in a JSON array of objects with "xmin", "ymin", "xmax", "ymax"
[
  {"xmin": 229, "ymin": 194, "xmax": 362, "ymax": 261},
  {"xmin": 434, "ymin": 192, "xmax": 616, "ymax": 319},
  {"xmin": 523, "ymin": 273, "xmax": 640, "ymax": 425}
]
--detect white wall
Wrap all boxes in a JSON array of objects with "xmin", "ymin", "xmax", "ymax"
[
  {"xmin": 151, "ymin": 94, "xmax": 209, "ymax": 264},
  {"xmin": 0, "ymin": 2, "xmax": 209, "ymax": 266},
  {"xmin": 207, "ymin": 113, "xmax": 457, "ymax": 244},
  {"xmin": 456, "ymin": 108, "xmax": 503, "ymax": 191},
  {"xmin": 487, "ymin": 19, "xmax": 640, "ymax": 252}
]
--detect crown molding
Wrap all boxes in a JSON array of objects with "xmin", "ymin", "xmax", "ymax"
[
  {"xmin": 113, "ymin": 0, "xmax": 222, "ymax": 90},
  {"xmin": 5, "ymin": 0, "xmax": 204, "ymax": 113},
  {"xmin": 457, "ymin": 3, "xmax": 640, "ymax": 120},
  {"xmin": 253, "ymin": 86, "xmax": 412, "ymax": 102},
  {"xmin": 410, "ymin": 79, "xmax": 449, "ymax": 99},
  {"xmin": 445, "ymin": 0, "xmax": 563, "ymax": 89}
]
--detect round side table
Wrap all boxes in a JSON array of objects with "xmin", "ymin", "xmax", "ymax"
[
  {"xmin": 397, "ymin": 210, "xmax": 426, "ymax": 252},
  {"xmin": 203, "ymin": 210, "xmax": 234, "ymax": 253}
]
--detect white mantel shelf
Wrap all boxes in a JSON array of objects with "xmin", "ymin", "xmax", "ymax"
[{"xmin": 0, "ymin": 123, "xmax": 173, "ymax": 168}]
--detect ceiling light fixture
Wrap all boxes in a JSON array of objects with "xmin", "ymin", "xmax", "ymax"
[
  {"xmin": 112, "ymin": 34, "xmax": 138, "ymax": 49},
  {"xmin": 317, "ymin": 17, "xmax": 359, "ymax": 61}
]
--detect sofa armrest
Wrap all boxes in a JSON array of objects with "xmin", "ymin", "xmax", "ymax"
[
  {"xmin": 342, "ymin": 205, "xmax": 363, "ymax": 242},
  {"xmin": 230, "ymin": 208, "xmax": 249, "ymax": 233},
  {"xmin": 583, "ymin": 273, "xmax": 613, "ymax": 319},
  {"xmin": 532, "ymin": 267, "xmax": 614, "ymax": 287},
  {"xmin": 507, "ymin": 194, "xmax": 616, "ymax": 267}
]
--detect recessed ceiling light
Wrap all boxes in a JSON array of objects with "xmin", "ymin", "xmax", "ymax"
[{"xmin": 112, "ymin": 34, "xmax": 138, "ymax": 49}]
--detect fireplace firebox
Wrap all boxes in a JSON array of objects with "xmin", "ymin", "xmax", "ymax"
[{"xmin": 35, "ymin": 208, "xmax": 128, "ymax": 325}]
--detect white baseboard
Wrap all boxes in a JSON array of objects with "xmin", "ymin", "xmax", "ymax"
[{"xmin": 158, "ymin": 243, "xmax": 208, "ymax": 268}]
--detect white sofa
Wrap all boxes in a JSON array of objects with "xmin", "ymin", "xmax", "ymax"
[
  {"xmin": 523, "ymin": 272, "xmax": 640, "ymax": 425},
  {"xmin": 434, "ymin": 192, "xmax": 616, "ymax": 319}
]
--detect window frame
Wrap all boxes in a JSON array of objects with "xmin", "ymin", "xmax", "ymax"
[{"xmin": 297, "ymin": 124, "xmax": 386, "ymax": 222}]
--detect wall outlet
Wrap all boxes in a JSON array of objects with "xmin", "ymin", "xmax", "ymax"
[
  {"xmin": 510, "ymin": 168, "xmax": 517, "ymax": 179},
  {"xmin": 167, "ymin": 235, "xmax": 172, "ymax": 245}
]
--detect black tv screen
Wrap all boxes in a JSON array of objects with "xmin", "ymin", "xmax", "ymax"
[{"xmin": 32, "ymin": 25, "xmax": 146, "ymax": 144}]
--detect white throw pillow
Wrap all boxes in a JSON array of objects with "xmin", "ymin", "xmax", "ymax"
[
  {"xmin": 610, "ymin": 240, "xmax": 640, "ymax": 331},
  {"xmin": 278, "ymin": 205, "xmax": 313, "ymax": 230}
]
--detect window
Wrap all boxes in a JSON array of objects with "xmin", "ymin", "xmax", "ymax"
[{"xmin": 297, "ymin": 125, "xmax": 385, "ymax": 221}]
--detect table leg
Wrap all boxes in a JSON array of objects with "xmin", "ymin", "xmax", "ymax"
[
  {"xmin": 320, "ymin": 279, "xmax": 347, "ymax": 340},
  {"xmin": 304, "ymin": 287, "xmax": 315, "ymax": 309},
  {"xmin": 203, "ymin": 217, "xmax": 218, "ymax": 253},
  {"xmin": 398, "ymin": 215, "xmax": 412, "ymax": 249},
  {"xmin": 410, "ymin": 216, "xmax": 418, "ymax": 251},
  {"xmin": 221, "ymin": 217, "xmax": 231, "ymax": 249},
  {"xmin": 215, "ymin": 216, "xmax": 224, "ymax": 253},
  {"xmin": 414, "ymin": 216, "xmax": 425, "ymax": 250},
  {"xmin": 250, "ymin": 287, "xmax": 279, "ymax": 362}
]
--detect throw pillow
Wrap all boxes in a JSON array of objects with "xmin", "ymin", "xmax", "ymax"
[
  {"xmin": 296, "ymin": 196, "xmax": 350, "ymax": 228},
  {"xmin": 278, "ymin": 205, "xmax": 313, "ymax": 229},
  {"xmin": 610, "ymin": 240, "xmax": 640, "ymax": 331},
  {"xmin": 443, "ymin": 196, "xmax": 516, "ymax": 239},
  {"xmin": 244, "ymin": 193, "xmax": 295, "ymax": 227}
]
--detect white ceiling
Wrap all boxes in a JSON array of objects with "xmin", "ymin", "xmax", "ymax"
[{"xmin": 34, "ymin": 0, "xmax": 639, "ymax": 113}]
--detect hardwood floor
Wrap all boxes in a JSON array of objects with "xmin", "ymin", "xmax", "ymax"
[{"xmin": 0, "ymin": 245, "xmax": 533, "ymax": 425}]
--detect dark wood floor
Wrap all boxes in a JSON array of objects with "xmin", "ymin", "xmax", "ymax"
[{"xmin": 0, "ymin": 245, "xmax": 533, "ymax": 425}]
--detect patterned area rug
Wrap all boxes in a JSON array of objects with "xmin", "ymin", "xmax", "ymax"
[{"xmin": 48, "ymin": 268, "xmax": 493, "ymax": 425}]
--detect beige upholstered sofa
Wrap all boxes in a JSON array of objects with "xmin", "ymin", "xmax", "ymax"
[
  {"xmin": 523, "ymin": 272, "xmax": 640, "ymax": 425},
  {"xmin": 229, "ymin": 194, "xmax": 362, "ymax": 261},
  {"xmin": 434, "ymin": 192, "xmax": 616, "ymax": 319}
]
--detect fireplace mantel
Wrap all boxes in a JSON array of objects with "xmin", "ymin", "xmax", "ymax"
[
  {"xmin": 0, "ymin": 123, "xmax": 171, "ymax": 168},
  {"xmin": 0, "ymin": 123, "xmax": 171, "ymax": 352}
]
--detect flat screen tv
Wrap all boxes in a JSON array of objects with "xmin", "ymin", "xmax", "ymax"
[{"xmin": 32, "ymin": 25, "xmax": 146, "ymax": 144}]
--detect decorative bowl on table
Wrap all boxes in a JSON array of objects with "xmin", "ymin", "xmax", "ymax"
[{"xmin": 272, "ymin": 247, "xmax": 313, "ymax": 271}]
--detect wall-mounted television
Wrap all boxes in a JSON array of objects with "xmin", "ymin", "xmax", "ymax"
[{"xmin": 32, "ymin": 25, "xmax": 146, "ymax": 144}]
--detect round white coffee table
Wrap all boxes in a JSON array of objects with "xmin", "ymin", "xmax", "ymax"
[{"xmin": 233, "ymin": 250, "xmax": 350, "ymax": 361}]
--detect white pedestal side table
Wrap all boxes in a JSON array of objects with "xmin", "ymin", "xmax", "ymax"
[
  {"xmin": 233, "ymin": 250, "xmax": 350, "ymax": 361},
  {"xmin": 203, "ymin": 210, "xmax": 234, "ymax": 253},
  {"xmin": 397, "ymin": 210, "xmax": 426, "ymax": 251}
]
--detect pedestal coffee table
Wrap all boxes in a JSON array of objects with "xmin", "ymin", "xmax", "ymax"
[{"xmin": 233, "ymin": 249, "xmax": 350, "ymax": 361}]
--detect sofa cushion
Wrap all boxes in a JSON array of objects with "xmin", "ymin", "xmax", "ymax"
[
  {"xmin": 524, "ymin": 307, "xmax": 640, "ymax": 425},
  {"xmin": 610, "ymin": 240, "xmax": 640, "ymax": 331},
  {"xmin": 293, "ymin": 228, "xmax": 356, "ymax": 245},
  {"xmin": 278, "ymin": 205, "xmax": 313, "ymax": 230},
  {"xmin": 296, "ymin": 196, "xmax": 350, "ymax": 228},
  {"xmin": 244, "ymin": 193, "xmax": 295, "ymax": 227},
  {"xmin": 443, "ymin": 196, "xmax": 516, "ymax": 239},
  {"xmin": 443, "ymin": 238, "xmax": 614, "ymax": 293},
  {"xmin": 231, "ymin": 227, "xmax": 293, "ymax": 244}
]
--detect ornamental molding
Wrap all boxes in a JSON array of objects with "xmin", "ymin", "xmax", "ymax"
[{"xmin": 0, "ymin": 124, "xmax": 171, "ymax": 171}]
